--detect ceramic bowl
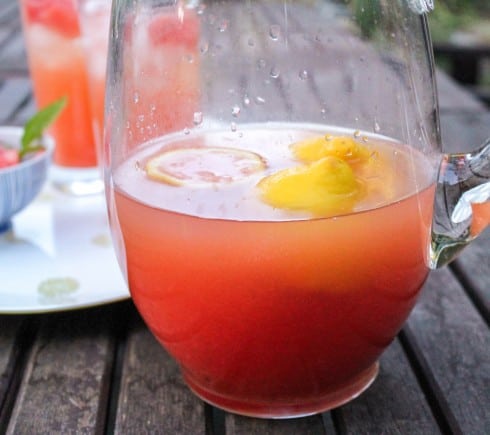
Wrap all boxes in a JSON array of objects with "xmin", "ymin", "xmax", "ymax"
[{"xmin": 0, "ymin": 126, "xmax": 54, "ymax": 232}]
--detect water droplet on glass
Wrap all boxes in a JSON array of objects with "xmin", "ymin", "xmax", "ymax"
[
  {"xmin": 257, "ymin": 59, "xmax": 266, "ymax": 69},
  {"xmin": 197, "ymin": 4, "xmax": 206, "ymax": 15},
  {"xmin": 218, "ymin": 19, "xmax": 229, "ymax": 32},
  {"xmin": 231, "ymin": 105, "xmax": 241, "ymax": 117},
  {"xmin": 362, "ymin": 136, "xmax": 369, "ymax": 142},
  {"xmin": 270, "ymin": 67, "xmax": 280, "ymax": 78},
  {"xmin": 299, "ymin": 70, "xmax": 309, "ymax": 80},
  {"xmin": 200, "ymin": 42, "xmax": 209, "ymax": 54},
  {"xmin": 269, "ymin": 24, "xmax": 280, "ymax": 40},
  {"xmin": 230, "ymin": 122, "xmax": 237, "ymax": 132},
  {"xmin": 374, "ymin": 121, "xmax": 381, "ymax": 132},
  {"xmin": 243, "ymin": 95, "xmax": 251, "ymax": 106},
  {"xmin": 255, "ymin": 96, "xmax": 266, "ymax": 105},
  {"xmin": 353, "ymin": 130, "xmax": 361, "ymax": 138},
  {"xmin": 324, "ymin": 134, "xmax": 332, "ymax": 141},
  {"xmin": 184, "ymin": 128, "xmax": 190, "ymax": 135},
  {"xmin": 149, "ymin": 104, "xmax": 156, "ymax": 113},
  {"xmin": 193, "ymin": 112, "xmax": 203, "ymax": 125},
  {"xmin": 133, "ymin": 92, "xmax": 140, "ymax": 103}
]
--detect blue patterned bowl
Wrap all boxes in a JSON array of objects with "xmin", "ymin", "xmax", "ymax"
[{"xmin": 0, "ymin": 126, "xmax": 54, "ymax": 232}]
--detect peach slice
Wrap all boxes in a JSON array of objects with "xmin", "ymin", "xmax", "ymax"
[
  {"xmin": 291, "ymin": 135, "xmax": 372, "ymax": 164},
  {"xmin": 258, "ymin": 156, "xmax": 363, "ymax": 217}
]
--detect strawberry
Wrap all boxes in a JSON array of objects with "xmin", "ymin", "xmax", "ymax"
[
  {"xmin": 148, "ymin": 11, "xmax": 199, "ymax": 49},
  {"xmin": 24, "ymin": 0, "xmax": 80, "ymax": 38},
  {"xmin": 0, "ymin": 146, "xmax": 20, "ymax": 169}
]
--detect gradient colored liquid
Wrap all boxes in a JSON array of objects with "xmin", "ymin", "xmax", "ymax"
[
  {"xmin": 112, "ymin": 125, "xmax": 435, "ymax": 415},
  {"xmin": 20, "ymin": 0, "xmax": 96, "ymax": 167}
]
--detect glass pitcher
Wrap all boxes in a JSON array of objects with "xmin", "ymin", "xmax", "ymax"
[{"xmin": 103, "ymin": 0, "xmax": 489, "ymax": 418}]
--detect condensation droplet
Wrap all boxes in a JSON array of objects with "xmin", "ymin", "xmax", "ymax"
[
  {"xmin": 374, "ymin": 121, "xmax": 381, "ymax": 132},
  {"xmin": 324, "ymin": 134, "xmax": 333, "ymax": 141},
  {"xmin": 270, "ymin": 67, "xmax": 280, "ymax": 78},
  {"xmin": 218, "ymin": 19, "xmax": 229, "ymax": 32},
  {"xmin": 269, "ymin": 24, "xmax": 281, "ymax": 40},
  {"xmin": 353, "ymin": 130, "xmax": 361, "ymax": 138},
  {"xmin": 197, "ymin": 4, "xmax": 206, "ymax": 15},
  {"xmin": 200, "ymin": 42, "xmax": 209, "ymax": 54},
  {"xmin": 231, "ymin": 105, "xmax": 241, "ymax": 117},
  {"xmin": 255, "ymin": 96, "xmax": 266, "ymax": 105},
  {"xmin": 184, "ymin": 128, "xmax": 190, "ymax": 135},
  {"xmin": 299, "ymin": 70, "xmax": 309, "ymax": 80},
  {"xmin": 230, "ymin": 122, "xmax": 237, "ymax": 132},
  {"xmin": 133, "ymin": 92, "xmax": 140, "ymax": 103},
  {"xmin": 243, "ymin": 95, "xmax": 251, "ymax": 106},
  {"xmin": 149, "ymin": 104, "xmax": 156, "ymax": 113},
  {"xmin": 193, "ymin": 112, "xmax": 203, "ymax": 125},
  {"xmin": 257, "ymin": 58, "xmax": 266, "ymax": 69}
]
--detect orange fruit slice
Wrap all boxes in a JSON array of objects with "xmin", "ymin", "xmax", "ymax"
[{"xmin": 145, "ymin": 146, "xmax": 267, "ymax": 187}]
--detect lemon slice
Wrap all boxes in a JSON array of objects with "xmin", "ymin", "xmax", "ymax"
[{"xmin": 145, "ymin": 146, "xmax": 267, "ymax": 186}]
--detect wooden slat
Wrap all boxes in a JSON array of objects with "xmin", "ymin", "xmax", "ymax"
[
  {"xmin": 436, "ymin": 71, "xmax": 488, "ymax": 112},
  {"xmin": 404, "ymin": 269, "xmax": 490, "ymax": 435},
  {"xmin": 0, "ymin": 316, "xmax": 26, "ymax": 427},
  {"xmin": 439, "ymin": 111, "xmax": 490, "ymax": 154},
  {"xmin": 452, "ymin": 231, "xmax": 490, "ymax": 322},
  {"xmin": 334, "ymin": 339, "xmax": 441, "ymax": 434},
  {"xmin": 6, "ymin": 305, "xmax": 118, "ymax": 434},
  {"xmin": 225, "ymin": 412, "xmax": 326, "ymax": 434},
  {"xmin": 0, "ymin": 77, "xmax": 31, "ymax": 123},
  {"xmin": 113, "ymin": 311, "xmax": 206, "ymax": 434}
]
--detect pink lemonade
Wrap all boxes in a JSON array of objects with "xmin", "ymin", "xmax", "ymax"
[
  {"xmin": 20, "ymin": 0, "xmax": 96, "ymax": 167},
  {"xmin": 79, "ymin": 0, "xmax": 111, "ymax": 156},
  {"xmin": 112, "ymin": 125, "xmax": 435, "ymax": 417}
]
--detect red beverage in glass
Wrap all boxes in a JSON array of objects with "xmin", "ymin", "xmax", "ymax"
[
  {"xmin": 112, "ymin": 125, "xmax": 435, "ymax": 417},
  {"xmin": 20, "ymin": 0, "xmax": 96, "ymax": 168}
]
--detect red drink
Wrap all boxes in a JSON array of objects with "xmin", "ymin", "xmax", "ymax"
[
  {"xmin": 112, "ymin": 125, "xmax": 435, "ymax": 416},
  {"xmin": 20, "ymin": 0, "xmax": 96, "ymax": 167}
]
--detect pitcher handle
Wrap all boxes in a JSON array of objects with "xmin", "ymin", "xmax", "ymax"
[{"xmin": 430, "ymin": 138, "xmax": 490, "ymax": 268}]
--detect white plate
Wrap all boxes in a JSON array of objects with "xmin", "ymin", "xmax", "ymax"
[{"xmin": 0, "ymin": 182, "xmax": 129, "ymax": 314}]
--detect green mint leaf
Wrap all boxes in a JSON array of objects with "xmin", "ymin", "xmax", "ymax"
[{"xmin": 20, "ymin": 96, "xmax": 67, "ymax": 159}]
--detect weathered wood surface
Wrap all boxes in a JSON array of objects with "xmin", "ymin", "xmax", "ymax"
[{"xmin": 0, "ymin": 1, "xmax": 489, "ymax": 434}]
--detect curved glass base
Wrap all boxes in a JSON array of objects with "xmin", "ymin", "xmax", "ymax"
[
  {"xmin": 50, "ymin": 165, "xmax": 104, "ymax": 196},
  {"xmin": 184, "ymin": 362, "xmax": 379, "ymax": 419}
]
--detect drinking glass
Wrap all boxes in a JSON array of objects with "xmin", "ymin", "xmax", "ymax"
[
  {"xmin": 104, "ymin": 0, "xmax": 490, "ymax": 418},
  {"xmin": 19, "ymin": 0, "xmax": 104, "ymax": 195},
  {"xmin": 79, "ymin": 0, "xmax": 112, "ymax": 164}
]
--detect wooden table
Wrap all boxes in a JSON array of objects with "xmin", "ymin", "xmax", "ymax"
[{"xmin": 1, "ymin": 2, "xmax": 489, "ymax": 434}]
